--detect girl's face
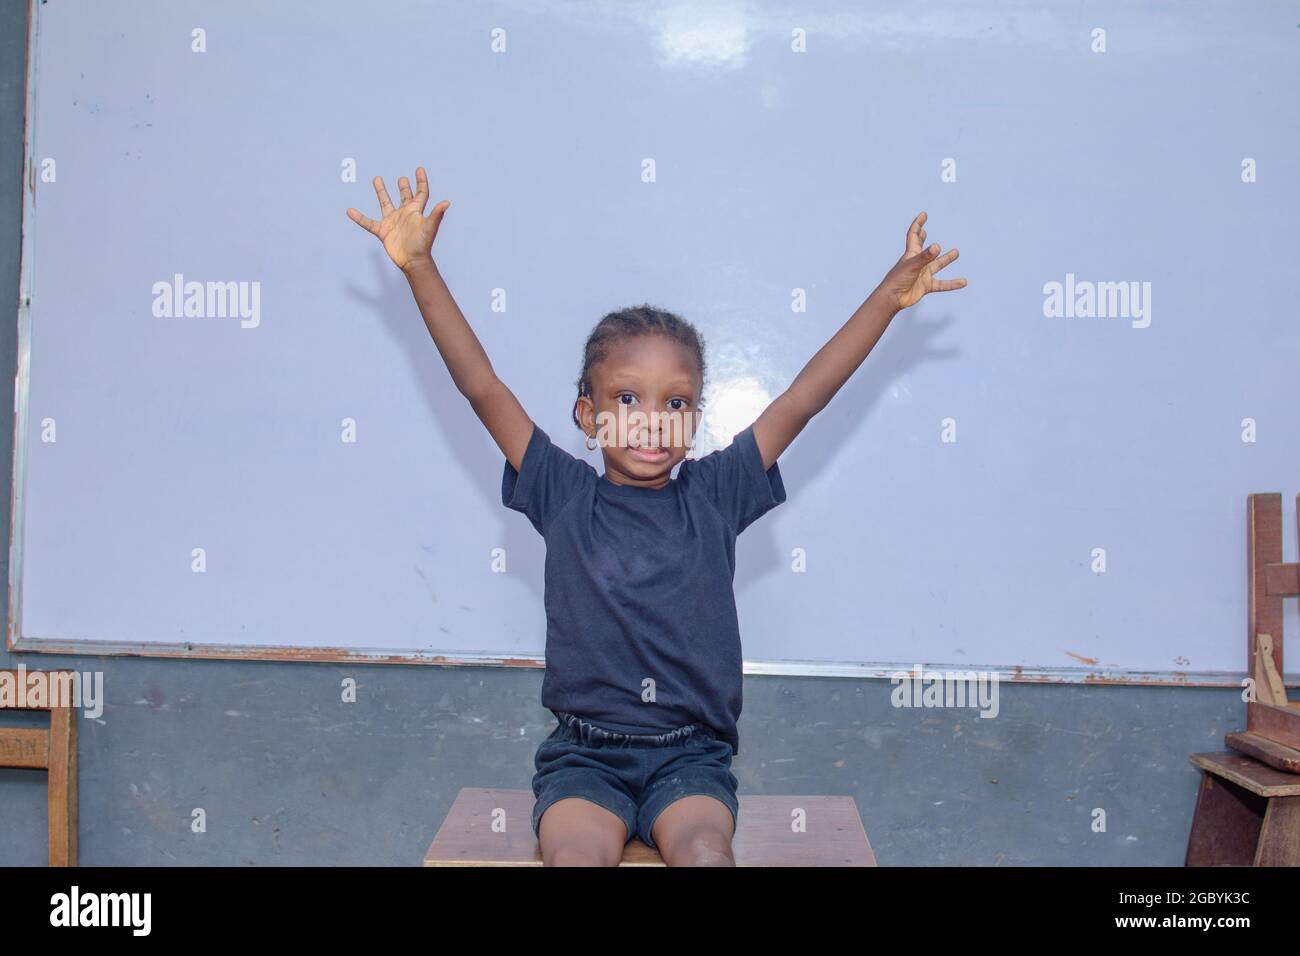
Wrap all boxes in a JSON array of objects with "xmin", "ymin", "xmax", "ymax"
[{"xmin": 576, "ymin": 334, "xmax": 702, "ymax": 488}]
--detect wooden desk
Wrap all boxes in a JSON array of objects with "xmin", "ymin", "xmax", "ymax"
[{"xmin": 425, "ymin": 788, "xmax": 876, "ymax": 866}]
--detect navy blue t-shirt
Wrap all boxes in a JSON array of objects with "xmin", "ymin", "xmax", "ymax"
[{"xmin": 501, "ymin": 420, "xmax": 787, "ymax": 756}]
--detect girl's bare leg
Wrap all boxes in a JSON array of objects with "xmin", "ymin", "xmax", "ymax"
[
  {"xmin": 537, "ymin": 798, "xmax": 628, "ymax": 866},
  {"xmin": 650, "ymin": 795, "xmax": 736, "ymax": 866}
]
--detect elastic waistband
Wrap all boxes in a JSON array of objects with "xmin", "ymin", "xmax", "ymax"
[{"xmin": 552, "ymin": 710, "xmax": 706, "ymax": 747}]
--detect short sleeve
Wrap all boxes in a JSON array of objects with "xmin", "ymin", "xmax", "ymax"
[
  {"xmin": 501, "ymin": 422, "xmax": 594, "ymax": 536},
  {"xmin": 681, "ymin": 423, "xmax": 787, "ymax": 535}
]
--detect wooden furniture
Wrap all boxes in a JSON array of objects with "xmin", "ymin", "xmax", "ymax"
[
  {"xmin": 1186, "ymin": 751, "xmax": 1300, "ymax": 866},
  {"xmin": 1228, "ymin": 494, "xmax": 1300, "ymax": 768},
  {"xmin": 425, "ymin": 788, "xmax": 876, "ymax": 866},
  {"xmin": 1185, "ymin": 497, "xmax": 1300, "ymax": 865},
  {"xmin": 0, "ymin": 668, "xmax": 79, "ymax": 866}
]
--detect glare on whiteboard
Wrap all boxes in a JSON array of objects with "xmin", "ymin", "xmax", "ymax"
[{"xmin": 698, "ymin": 376, "xmax": 770, "ymax": 454}]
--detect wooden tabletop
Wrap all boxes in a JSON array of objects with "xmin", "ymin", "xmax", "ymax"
[{"xmin": 425, "ymin": 788, "xmax": 876, "ymax": 867}]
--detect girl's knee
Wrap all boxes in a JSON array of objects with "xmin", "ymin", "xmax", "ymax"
[
  {"xmin": 537, "ymin": 797, "xmax": 629, "ymax": 865},
  {"xmin": 662, "ymin": 825, "xmax": 735, "ymax": 866}
]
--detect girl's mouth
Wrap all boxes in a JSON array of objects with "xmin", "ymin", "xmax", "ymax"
[{"xmin": 628, "ymin": 445, "xmax": 670, "ymax": 463}]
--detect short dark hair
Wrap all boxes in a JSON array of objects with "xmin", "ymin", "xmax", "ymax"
[{"xmin": 571, "ymin": 304, "xmax": 707, "ymax": 431}]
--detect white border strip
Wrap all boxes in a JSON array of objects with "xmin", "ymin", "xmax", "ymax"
[{"xmin": 7, "ymin": 0, "xmax": 39, "ymax": 654}]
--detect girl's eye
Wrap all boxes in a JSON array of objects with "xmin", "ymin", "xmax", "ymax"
[
  {"xmin": 668, "ymin": 398, "xmax": 686, "ymax": 410},
  {"xmin": 618, "ymin": 393, "xmax": 637, "ymax": 405}
]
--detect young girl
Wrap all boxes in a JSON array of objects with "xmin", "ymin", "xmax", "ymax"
[{"xmin": 348, "ymin": 167, "xmax": 965, "ymax": 866}]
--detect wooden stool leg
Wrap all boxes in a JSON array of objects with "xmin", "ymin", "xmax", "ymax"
[
  {"xmin": 1186, "ymin": 772, "xmax": 1263, "ymax": 866},
  {"xmin": 47, "ymin": 702, "xmax": 77, "ymax": 867},
  {"xmin": 1255, "ymin": 795, "xmax": 1300, "ymax": 866}
]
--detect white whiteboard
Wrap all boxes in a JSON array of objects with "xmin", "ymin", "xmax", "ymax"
[{"xmin": 11, "ymin": 0, "xmax": 1299, "ymax": 682}]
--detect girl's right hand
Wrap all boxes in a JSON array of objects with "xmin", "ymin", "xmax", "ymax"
[{"xmin": 346, "ymin": 166, "xmax": 449, "ymax": 274}]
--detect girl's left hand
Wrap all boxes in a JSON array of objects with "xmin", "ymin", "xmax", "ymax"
[{"xmin": 877, "ymin": 211, "xmax": 967, "ymax": 310}]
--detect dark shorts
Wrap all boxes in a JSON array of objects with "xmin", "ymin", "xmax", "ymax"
[{"xmin": 531, "ymin": 709, "xmax": 739, "ymax": 851}]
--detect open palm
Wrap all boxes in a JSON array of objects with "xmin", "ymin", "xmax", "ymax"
[
  {"xmin": 879, "ymin": 211, "xmax": 967, "ymax": 310},
  {"xmin": 346, "ymin": 166, "xmax": 449, "ymax": 273}
]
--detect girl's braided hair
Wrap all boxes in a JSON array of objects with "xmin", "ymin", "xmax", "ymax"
[{"xmin": 571, "ymin": 304, "xmax": 707, "ymax": 431}]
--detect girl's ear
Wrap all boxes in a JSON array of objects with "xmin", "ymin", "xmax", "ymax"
[{"xmin": 574, "ymin": 395, "xmax": 596, "ymax": 436}]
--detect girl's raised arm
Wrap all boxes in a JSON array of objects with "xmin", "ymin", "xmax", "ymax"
[
  {"xmin": 752, "ymin": 211, "xmax": 967, "ymax": 471},
  {"xmin": 347, "ymin": 167, "xmax": 534, "ymax": 471}
]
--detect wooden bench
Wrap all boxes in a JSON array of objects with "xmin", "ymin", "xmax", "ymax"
[
  {"xmin": 425, "ymin": 788, "xmax": 875, "ymax": 866},
  {"xmin": 0, "ymin": 668, "xmax": 79, "ymax": 866},
  {"xmin": 1186, "ymin": 751, "xmax": 1300, "ymax": 866}
]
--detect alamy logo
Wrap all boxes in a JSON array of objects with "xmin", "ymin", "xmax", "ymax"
[
  {"xmin": 49, "ymin": 886, "xmax": 151, "ymax": 936},
  {"xmin": 1042, "ymin": 272, "xmax": 1151, "ymax": 328},
  {"xmin": 0, "ymin": 664, "xmax": 102, "ymax": 719},
  {"xmin": 151, "ymin": 273, "xmax": 260, "ymax": 328},
  {"xmin": 890, "ymin": 664, "xmax": 1000, "ymax": 718}
]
